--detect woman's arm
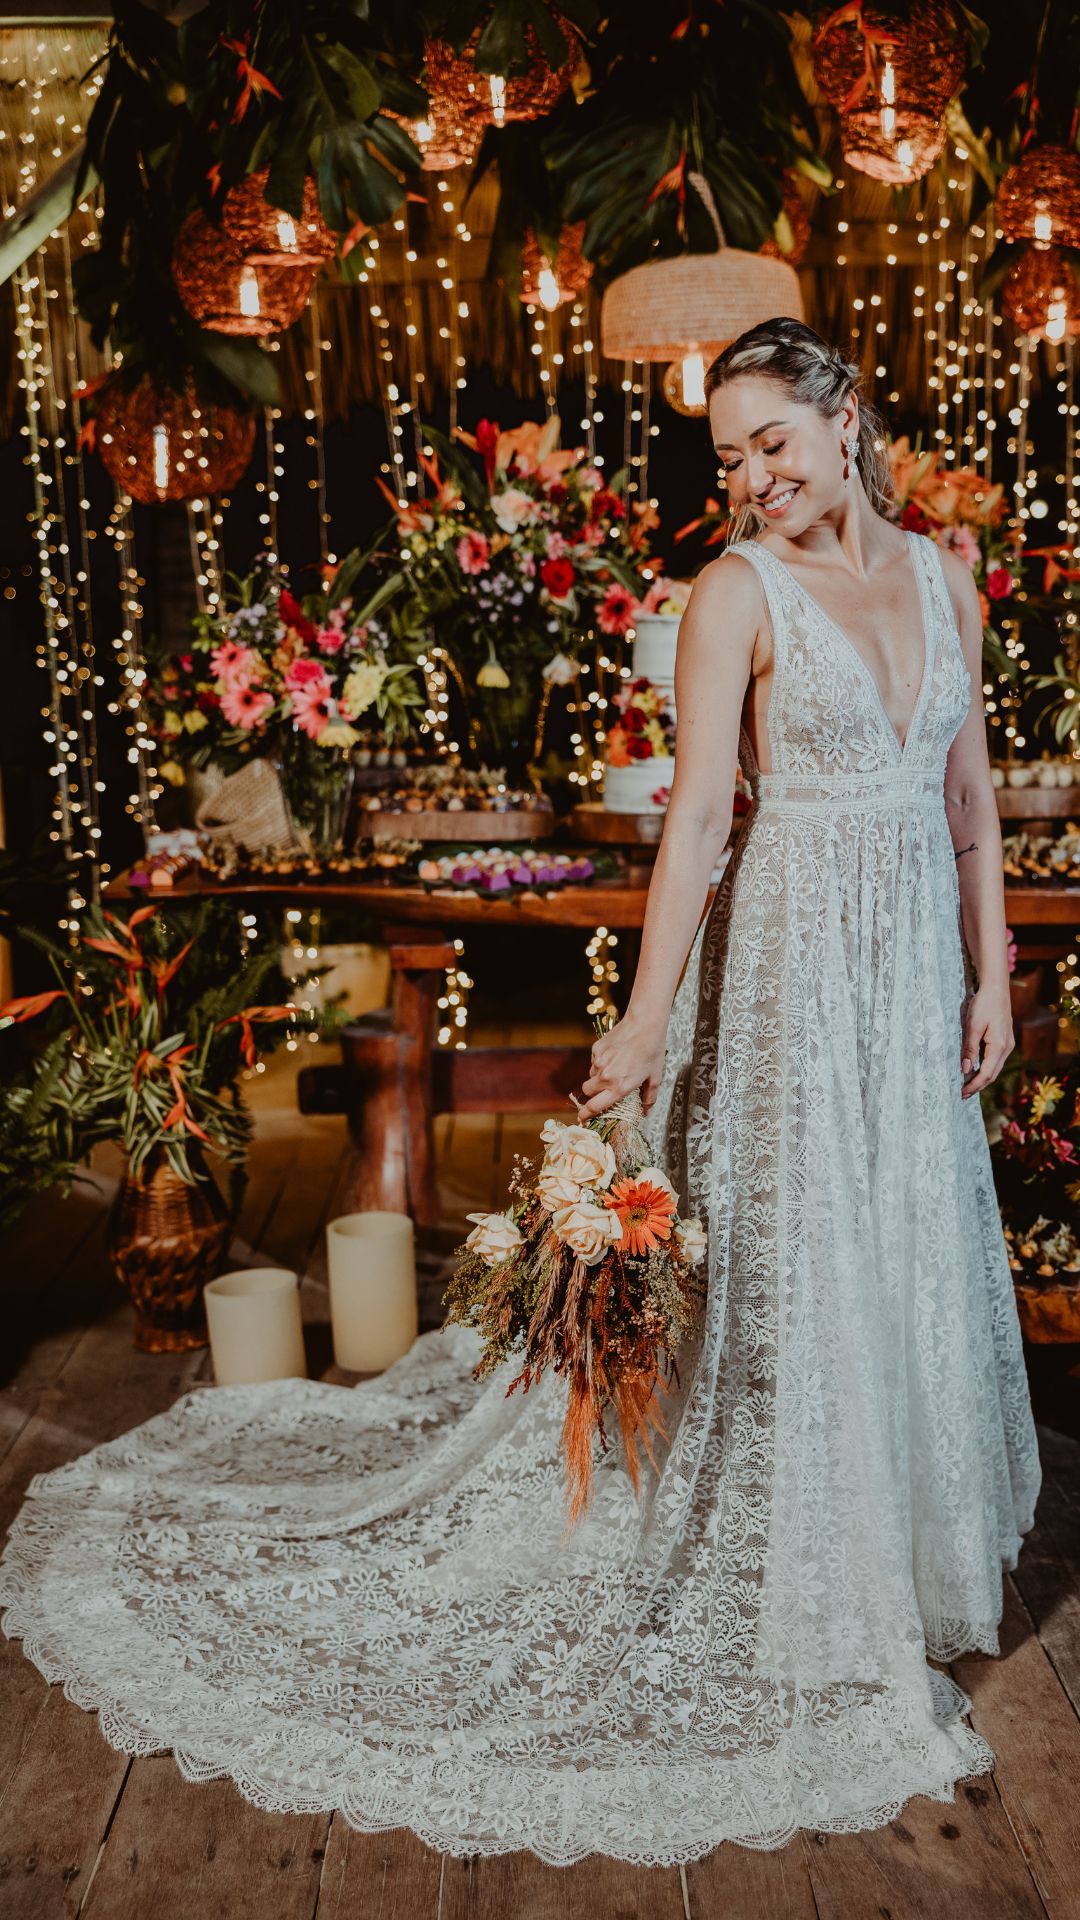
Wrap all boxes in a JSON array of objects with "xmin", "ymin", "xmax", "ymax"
[
  {"xmin": 575, "ymin": 554, "xmax": 761, "ymax": 1119},
  {"xmin": 937, "ymin": 541, "xmax": 1015, "ymax": 1099}
]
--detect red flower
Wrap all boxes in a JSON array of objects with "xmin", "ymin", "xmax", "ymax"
[
  {"xmin": 475, "ymin": 419, "xmax": 500, "ymax": 487},
  {"xmin": 622, "ymin": 704, "xmax": 646, "ymax": 732},
  {"xmin": 279, "ymin": 588, "xmax": 317, "ymax": 644},
  {"xmin": 196, "ymin": 688, "xmax": 221, "ymax": 713},
  {"xmin": 0, "ymin": 989, "xmax": 67, "ymax": 1025},
  {"xmin": 901, "ymin": 503, "xmax": 929, "ymax": 533},
  {"xmin": 986, "ymin": 565, "xmax": 1014, "ymax": 601},
  {"xmin": 590, "ymin": 487, "xmax": 625, "ymax": 522},
  {"xmin": 541, "ymin": 556, "xmax": 576, "ymax": 599},
  {"xmin": 547, "ymin": 481, "xmax": 568, "ymax": 504},
  {"xmin": 597, "ymin": 583, "xmax": 637, "ymax": 636},
  {"xmin": 626, "ymin": 734, "xmax": 653, "ymax": 761}
]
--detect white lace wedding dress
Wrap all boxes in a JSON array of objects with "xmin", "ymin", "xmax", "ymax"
[{"xmin": 0, "ymin": 529, "xmax": 1041, "ymax": 1867}]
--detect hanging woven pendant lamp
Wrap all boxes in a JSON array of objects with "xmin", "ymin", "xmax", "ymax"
[
  {"xmin": 996, "ymin": 145, "xmax": 1080, "ymax": 251},
  {"xmin": 812, "ymin": 0, "xmax": 965, "ymax": 186},
  {"xmin": 422, "ymin": 11, "xmax": 579, "ymax": 133},
  {"xmin": 601, "ymin": 248, "xmax": 803, "ymax": 416},
  {"xmin": 1001, "ymin": 246, "xmax": 1080, "ymax": 344},
  {"xmin": 94, "ymin": 374, "xmax": 256, "ymax": 504},
  {"xmin": 520, "ymin": 222, "xmax": 591, "ymax": 308},
  {"xmin": 173, "ymin": 210, "xmax": 315, "ymax": 335}
]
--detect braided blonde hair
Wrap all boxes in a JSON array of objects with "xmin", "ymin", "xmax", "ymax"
[{"xmin": 704, "ymin": 317, "xmax": 893, "ymax": 543}]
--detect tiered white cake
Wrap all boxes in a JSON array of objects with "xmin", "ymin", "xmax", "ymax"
[{"xmin": 602, "ymin": 583, "xmax": 689, "ymax": 814}]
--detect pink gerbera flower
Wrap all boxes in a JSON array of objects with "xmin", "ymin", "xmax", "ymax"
[
  {"xmin": 457, "ymin": 531, "xmax": 491, "ymax": 575},
  {"xmin": 211, "ymin": 640, "xmax": 258, "ymax": 684},
  {"xmin": 597, "ymin": 583, "xmax": 637, "ymax": 636},
  {"xmin": 290, "ymin": 681, "xmax": 333, "ymax": 739},
  {"xmin": 220, "ymin": 683, "xmax": 275, "ymax": 731}
]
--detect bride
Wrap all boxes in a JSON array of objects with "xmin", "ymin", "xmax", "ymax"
[{"xmin": 0, "ymin": 318, "xmax": 1041, "ymax": 1868}]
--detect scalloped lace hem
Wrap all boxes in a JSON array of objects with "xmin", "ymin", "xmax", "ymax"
[{"xmin": 1, "ymin": 1586, "xmax": 1000, "ymax": 1869}]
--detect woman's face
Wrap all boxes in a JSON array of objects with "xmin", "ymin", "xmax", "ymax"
[{"xmin": 707, "ymin": 375, "xmax": 856, "ymax": 535}]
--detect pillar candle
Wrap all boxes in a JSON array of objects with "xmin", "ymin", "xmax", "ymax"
[
  {"xmin": 204, "ymin": 1267, "xmax": 308, "ymax": 1385},
  {"xmin": 327, "ymin": 1211, "xmax": 417, "ymax": 1373}
]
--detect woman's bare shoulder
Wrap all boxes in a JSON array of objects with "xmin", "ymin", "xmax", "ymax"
[{"xmin": 681, "ymin": 548, "xmax": 766, "ymax": 626}]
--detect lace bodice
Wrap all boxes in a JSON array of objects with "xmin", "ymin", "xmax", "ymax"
[{"xmin": 730, "ymin": 530, "xmax": 972, "ymax": 787}]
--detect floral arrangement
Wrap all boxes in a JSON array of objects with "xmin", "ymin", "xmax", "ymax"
[
  {"xmin": 365, "ymin": 417, "xmax": 659, "ymax": 769},
  {"xmin": 605, "ymin": 675, "xmax": 676, "ymax": 768},
  {"xmin": 150, "ymin": 560, "xmax": 423, "ymax": 785},
  {"xmin": 886, "ymin": 437, "xmax": 1020, "ymax": 623},
  {"xmin": 443, "ymin": 1089, "xmax": 707, "ymax": 1521},
  {"xmin": 417, "ymin": 847, "xmax": 598, "ymax": 894},
  {"xmin": 991, "ymin": 983, "xmax": 1080, "ymax": 1285},
  {"xmin": 0, "ymin": 901, "xmax": 299, "ymax": 1199}
]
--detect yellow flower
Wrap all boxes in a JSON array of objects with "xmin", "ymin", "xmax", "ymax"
[
  {"xmin": 316, "ymin": 720, "xmax": 361, "ymax": 750},
  {"xmin": 341, "ymin": 660, "xmax": 388, "ymax": 718},
  {"xmin": 159, "ymin": 760, "xmax": 186, "ymax": 787},
  {"xmin": 1030, "ymin": 1077, "xmax": 1065, "ymax": 1124},
  {"xmin": 162, "ymin": 709, "xmax": 183, "ymax": 737},
  {"xmin": 477, "ymin": 659, "xmax": 510, "ymax": 689},
  {"xmin": 182, "ymin": 709, "xmax": 208, "ymax": 734}
]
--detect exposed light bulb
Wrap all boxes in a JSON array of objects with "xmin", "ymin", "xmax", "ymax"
[
  {"xmin": 488, "ymin": 74, "xmax": 506, "ymax": 125},
  {"xmin": 238, "ymin": 264, "xmax": 261, "ymax": 317},
  {"xmin": 897, "ymin": 139, "xmax": 914, "ymax": 173},
  {"xmin": 415, "ymin": 117, "xmax": 433, "ymax": 145},
  {"xmin": 152, "ymin": 423, "xmax": 169, "ymax": 494},
  {"xmin": 275, "ymin": 212, "xmax": 297, "ymax": 251},
  {"xmin": 1034, "ymin": 208, "xmax": 1053, "ymax": 246},
  {"xmin": 1045, "ymin": 294, "xmax": 1068, "ymax": 344},
  {"xmin": 537, "ymin": 265, "xmax": 561, "ymax": 311},
  {"xmin": 681, "ymin": 351, "xmax": 706, "ymax": 409}
]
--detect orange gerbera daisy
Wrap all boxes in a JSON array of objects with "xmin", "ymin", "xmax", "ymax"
[{"xmin": 604, "ymin": 1177, "xmax": 676, "ymax": 1256}]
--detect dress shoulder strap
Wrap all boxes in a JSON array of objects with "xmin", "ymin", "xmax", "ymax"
[
  {"xmin": 908, "ymin": 527, "xmax": 959, "ymax": 637},
  {"xmin": 720, "ymin": 539, "xmax": 789, "ymax": 636}
]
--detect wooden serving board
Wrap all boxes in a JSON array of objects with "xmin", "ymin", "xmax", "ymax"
[{"xmin": 357, "ymin": 806, "xmax": 554, "ymax": 843}]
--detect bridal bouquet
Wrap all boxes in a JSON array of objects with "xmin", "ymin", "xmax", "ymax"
[{"xmin": 442, "ymin": 1091, "xmax": 707, "ymax": 1521}]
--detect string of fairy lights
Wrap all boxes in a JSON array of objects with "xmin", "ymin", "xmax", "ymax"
[{"xmin": 5, "ymin": 33, "xmax": 1080, "ymax": 1026}]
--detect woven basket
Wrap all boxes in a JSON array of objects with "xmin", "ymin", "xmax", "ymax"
[
  {"xmin": 812, "ymin": 0, "xmax": 964, "ymax": 185},
  {"xmin": 108, "ymin": 1146, "xmax": 230, "ymax": 1352},
  {"xmin": 424, "ymin": 11, "xmax": 578, "ymax": 128},
  {"xmin": 221, "ymin": 167, "xmax": 335, "ymax": 266},
  {"xmin": 173, "ymin": 209, "xmax": 316, "ymax": 335},
  {"xmin": 601, "ymin": 251, "xmax": 803, "ymax": 362},
  {"xmin": 1001, "ymin": 245, "xmax": 1080, "ymax": 343},
  {"xmin": 95, "ymin": 373, "xmax": 256, "ymax": 504},
  {"xmin": 194, "ymin": 756, "xmax": 300, "ymax": 855},
  {"xmin": 996, "ymin": 145, "xmax": 1080, "ymax": 251},
  {"xmin": 520, "ymin": 221, "xmax": 591, "ymax": 306}
]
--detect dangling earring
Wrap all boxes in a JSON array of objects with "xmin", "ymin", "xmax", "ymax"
[{"xmin": 842, "ymin": 431, "xmax": 859, "ymax": 483}]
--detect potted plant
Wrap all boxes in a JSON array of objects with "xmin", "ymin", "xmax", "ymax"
[{"xmin": 0, "ymin": 901, "xmax": 298, "ymax": 1351}]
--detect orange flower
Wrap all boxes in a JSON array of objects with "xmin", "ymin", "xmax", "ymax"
[
  {"xmin": 605, "ymin": 724, "xmax": 632, "ymax": 768},
  {"xmin": 604, "ymin": 1177, "xmax": 676, "ymax": 1256}
]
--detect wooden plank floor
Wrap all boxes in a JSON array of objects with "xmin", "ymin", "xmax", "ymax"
[{"xmin": 1, "ymin": 1054, "xmax": 1079, "ymax": 1920}]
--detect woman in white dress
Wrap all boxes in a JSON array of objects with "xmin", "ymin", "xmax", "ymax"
[{"xmin": 0, "ymin": 319, "xmax": 1040, "ymax": 1868}]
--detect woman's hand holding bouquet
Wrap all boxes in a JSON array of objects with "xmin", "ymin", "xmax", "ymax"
[{"xmin": 443, "ymin": 1038, "xmax": 706, "ymax": 1522}]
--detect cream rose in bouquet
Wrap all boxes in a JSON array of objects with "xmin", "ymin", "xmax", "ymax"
[{"xmin": 445, "ymin": 1093, "xmax": 707, "ymax": 1520}]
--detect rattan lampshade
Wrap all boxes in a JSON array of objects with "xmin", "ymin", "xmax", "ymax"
[
  {"xmin": 94, "ymin": 374, "xmax": 256, "ymax": 504},
  {"xmin": 220, "ymin": 168, "xmax": 334, "ymax": 266},
  {"xmin": 813, "ymin": 0, "xmax": 964, "ymax": 185},
  {"xmin": 600, "ymin": 252, "xmax": 804, "ymax": 363},
  {"xmin": 996, "ymin": 145, "xmax": 1080, "ymax": 251},
  {"xmin": 173, "ymin": 210, "xmax": 316, "ymax": 335},
  {"xmin": 520, "ymin": 221, "xmax": 591, "ymax": 307},
  {"xmin": 423, "ymin": 10, "xmax": 578, "ymax": 130},
  {"xmin": 1002, "ymin": 246, "xmax": 1080, "ymax": 343}
]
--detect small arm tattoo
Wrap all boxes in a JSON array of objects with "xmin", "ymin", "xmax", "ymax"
[{"xmin": 954, "ymin": 841, "xmax": 978, "ymax": 859}]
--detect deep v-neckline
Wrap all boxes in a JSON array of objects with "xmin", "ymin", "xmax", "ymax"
[{"xmin": 762, "ymin": 529, "xmax": 933, "ymax": 764}]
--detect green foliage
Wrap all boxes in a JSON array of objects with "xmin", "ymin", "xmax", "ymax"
[{"xmin": 0, "ymin": 901, "xmax": 306, "ymax": 1228}]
